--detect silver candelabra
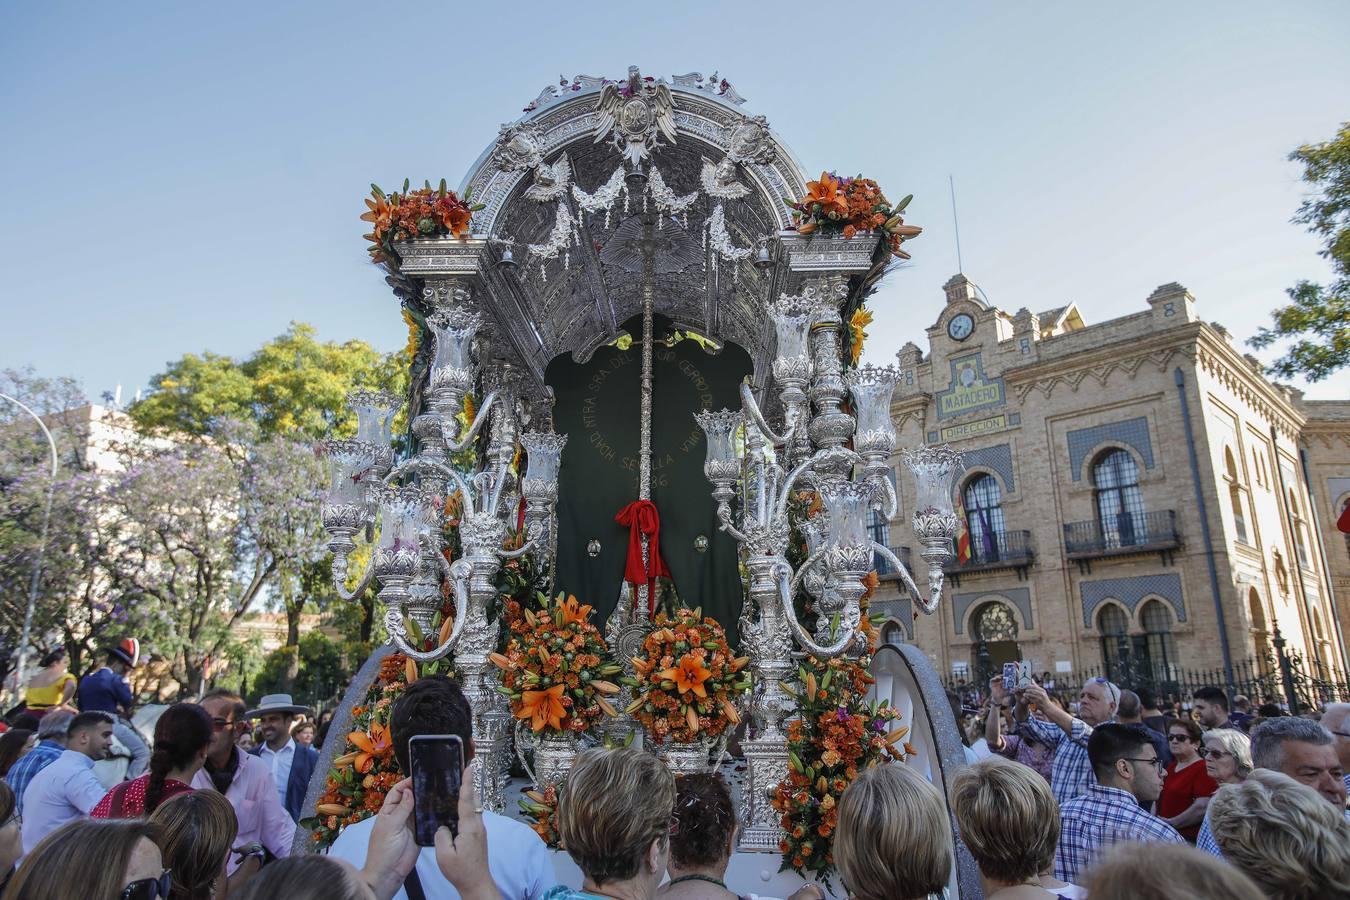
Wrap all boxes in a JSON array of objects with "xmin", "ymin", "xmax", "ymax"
[
  {"xmin": 695, "ymin": 275, "xmax": 963, "ymax": 852},
  {"xmin": 320, "ymin": 274, "xmax": 567, "ymax": 813}
]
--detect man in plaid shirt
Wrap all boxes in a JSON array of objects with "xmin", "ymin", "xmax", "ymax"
[
  {"xmin": 4, "ymin": 710, "xmax": 72, "ymax": 815},
  {"xmin": 1014, "ymin": 677, "xmax": 1119, "ymax": 805},
  {"xmin": 1056, "ymin": 723, "xmax": 1184, "ymax": 882}
]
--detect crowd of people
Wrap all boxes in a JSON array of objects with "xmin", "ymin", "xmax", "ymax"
[{"xmin": 0, "ymin": 638, "xmax": 1348, "ymax": 899}]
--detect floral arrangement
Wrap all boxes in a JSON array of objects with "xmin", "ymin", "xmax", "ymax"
[
  {"xmin": 362, "ymin": 179, "xmax": 484, "ymax": 267},
  {"xmin": 518, "ymin": 784, "xmax": 562, "ymax": 846},
  {"xmin": 624, "ymin": 608, "xmax": 751, "ymax": 743},
  {"xmin": 787, "ymin": 172, "xmax": 922, "ymax": 258},
  {"xmin": 772, "ymin": 588, "xmax": 910, "ymax": 884},
  {"xmin": 847, "ymin": 307, "xmax": 873, "ymax": 367},
  {"xmin": 490, "ymin": 592, "xmax": 620, "ymax": 734},
  {"xmin": 303, "ymin": 652, "xmax": 416, "ymax": 850}
]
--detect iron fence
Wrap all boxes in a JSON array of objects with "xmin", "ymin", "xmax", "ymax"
[
  {"xmin": 1064, "ymin": 509, "xmax": 1180, "ymax": 557},
  {"xmin": 944, "ymin": 651, "xmax": 1350, "ymax": 714}
]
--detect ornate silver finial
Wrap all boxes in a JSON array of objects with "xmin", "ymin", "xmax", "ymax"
[{"xmin": 592, "ymin": 66, "xmax": 677, "ymax": 165}]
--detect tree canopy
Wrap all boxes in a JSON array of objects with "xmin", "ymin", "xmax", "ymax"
[
  {"xmin": 1250, "ymin": 121, "xmax": 1350, "ymax": 382},
  {"xmin": 130, "ymin": 322, "xmax": 407, "ymax": 440}
]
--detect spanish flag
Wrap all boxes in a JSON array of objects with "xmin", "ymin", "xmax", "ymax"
[{"xmin": 954, "ymin": 490, "xmax": 971, "ymax": 563}]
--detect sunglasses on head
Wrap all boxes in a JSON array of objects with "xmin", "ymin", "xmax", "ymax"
[{"xmin": 121, "ymin": 872, "xmax": 172, "ymax": 900}]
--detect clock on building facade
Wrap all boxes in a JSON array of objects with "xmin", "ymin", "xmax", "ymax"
[{"xmin": 948, "ymin": 312, "xmax": 975, "ymax": 341}]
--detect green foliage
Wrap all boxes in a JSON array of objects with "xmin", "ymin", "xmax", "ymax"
[
  {"xmin": 130, "ymin": 322, "xmax": 408, "ymax": 440},
  {"xmin": 253, "ymin": 631, "xmax": 360, "ymax": 705},
  {"xmin": 1250, "ymin": 122, "xmax": 1350, "ymax": 381}
]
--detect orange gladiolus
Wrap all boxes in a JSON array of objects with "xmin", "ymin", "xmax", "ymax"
[
  {"xmin": 658, "ymin": 653, "xmax": 712, "ymax": 698},
  {"xmin": 559, "ymin": 595, "xmax": 593, "ymax": 625},
  {"xmin": 348, "ymin": 721, "xmax": 393, "ymax": 773},
  {"xmin": 802, "ymin": 172, "xmax": 848, "ymax": 219},
  {"xmin": 518, "ymin": 683, "xmax": 567, "ymax": 732}
]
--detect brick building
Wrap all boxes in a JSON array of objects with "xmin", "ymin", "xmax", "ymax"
[{"xmin": 872, "ymin": 274, "xmax": 1350, "ymax": 689}]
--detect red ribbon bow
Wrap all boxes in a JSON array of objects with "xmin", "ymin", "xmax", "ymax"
[{"xmin": 615, "ymin": 499, "xmax": 671, "ymax": 614}]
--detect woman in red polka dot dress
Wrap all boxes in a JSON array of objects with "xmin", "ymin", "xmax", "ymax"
[{"xmin": 92, "ymin": 703, "xmax": 213, "ymax": 818}]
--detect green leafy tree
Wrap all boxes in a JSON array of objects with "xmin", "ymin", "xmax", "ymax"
[
  {"xmin": 1250, "ymin": 122, "xmax": 1350, "ymax": 381},
  {"xmin": 253, "ymin": 631, "xmax": 354, "ymax": 705},
  {"xmin": 130, "ymin": 322, "xmax": 407, "ymax": 440}
]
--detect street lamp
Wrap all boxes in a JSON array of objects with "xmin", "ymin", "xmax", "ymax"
[{"xmin": 0, "ymin": 393, "xmax": 59, "ymax": 693}]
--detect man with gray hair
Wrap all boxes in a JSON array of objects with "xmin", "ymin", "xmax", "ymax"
[
  {"xmin": 1117, "ymin": 689, "xmax": 1170, "ymax": 767},
  {"xmin": 1322, "ymin": 703, "xmax": 1350, "ymax": 795},
  {"xmin": 1250, "ymin": 715, "xmax": 1346, "ymax": 809},
  {"xmin": 4, "ymin": 710, "xmax": 73, "ymax": 815},
  {"xmin": 1197, "ymin": 714, "xmax": 1348, "ymax": 856},
  {"xmin": 1015, "ymin": 676, "xmax": 1120, "ymax": 805}
]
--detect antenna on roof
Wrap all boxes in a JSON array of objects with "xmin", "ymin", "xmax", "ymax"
[{"xmin": 949, "ymin": 174, "xmax": 963, "ymax": 275}]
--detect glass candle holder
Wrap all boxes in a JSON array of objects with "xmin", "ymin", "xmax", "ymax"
[
  {"xmin": 903, "ymin": 445, "xmax": 963, "ymax": 521},
  {"xmin": 849, "ymin": 365, "xmax": 900, "ymax": 442},
  {"xmin": 348, "ymin": 390, "xmax": 400, "ymax": 446},
  {"xmin": 694, "ymin": 409, "xmax": 742, "ymax": 483},
  {"xmin": 521, "ymin": 432, "xmax": 568, "ymax": 494},
  {"xmin": 769, "ymin": 297, "xmax": 813, "ymax": 384},
  {"xmin": 430, "ymin": 307, "xmax": 482, "ymax": 375}
]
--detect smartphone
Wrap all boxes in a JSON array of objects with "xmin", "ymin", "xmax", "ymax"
[
  {"xmin": 1002, "ymin": 662, "xmax": 1019, "ymax": 693},
  {"xmin": 1016, "ymin": 661, "xmax": 1034, "ymax": 690},
  {"xmin": 409, "ymin": 734, "xmax": 464, "ymax": 847}
]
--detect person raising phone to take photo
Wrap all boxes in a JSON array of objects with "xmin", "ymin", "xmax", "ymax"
[{"xmin": 327, "ymin": 674, "xmax": 552, "ymax": 900}]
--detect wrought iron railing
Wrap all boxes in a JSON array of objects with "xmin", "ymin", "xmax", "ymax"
[
  {"xmin": 1063, "ymin": 509, "xmax": 1180, "ymax": 557},
  {"xmin": 943, "ymin": 654, "xmax": 1350, "ymax": 715},
  {"xmin": 875, "ymin": 545, "xmax": 913, "ymax": 579},
  {"xmin": 948, "ymin": 530, "xmax": 1034, "ymax": 570}
]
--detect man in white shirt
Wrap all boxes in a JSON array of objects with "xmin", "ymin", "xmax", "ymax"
[
  {"xmin": 247, "ymin": 693, "xmax": 319, "ymax": 821},
  {"xmin": 20, "ymin": 711, "xmax": 114, "ymax": 854},
  {"xmin": 327, "ymin": 674, "xmax": 553, "ymax": 900},
  {"xmin": 192, "ymin": 689, "xmax": 296, "ymax": 871}
]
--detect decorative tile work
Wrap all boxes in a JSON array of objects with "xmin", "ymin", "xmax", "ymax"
[
  {"xmin": 1079, "ymin": 573, "xmax": 1186, "ymax": 627},
  {"xmin": 961, "ymin": 444, "xmax": 1015, "ymax": 492},
  {"xmin": 873, "ymin": 598, "xmax": 913, "ymax": 641},
  {"xmin": 954, "ymin": 587, "xmax": 1032, "ymax": 635},
  {"xmin": 1067, "ymin": 417, "xmax": 1155, "ymax": 481},
  {"xmin": 928, "ymin": 431, "xmax": 939, "ymax": 443}
]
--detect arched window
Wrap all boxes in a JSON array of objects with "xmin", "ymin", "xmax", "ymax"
[
  {"xmin": 880, "ymin": 620, "xmax": 904, "ymax": 646},
  {"xmin": 1140, "ymin": 600, "xmax": 1178, "ymax": 683},
  {"xmin": 1225, "ymin": 448, "xmax": 1248, "ymax": 544},
  {"xmin": 1097, "ymin": 604, "xmax": 1131, "ymax": 680},
  {"xmin": 1249, "ymin": 588, "xmax": 1272, "ymax": 675},
  {"xmin": 1093, "ymin": 450, "xmax": 1145, "ymax": 548},
  {"xmin": 963, "ymin": 474, "xmax": 1006, "ymax": 563},
  {"xmin": 970, "ymin": 601, "xmax": 1020, "ymax": 685},
  {"xmin": 1289, "ymin": 491, "xmax": 1309, "ymax": 566}
]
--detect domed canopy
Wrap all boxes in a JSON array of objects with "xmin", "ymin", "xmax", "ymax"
[{"xmin": 454, "ymin": 69, "xmax": 812, "ymax": 388}]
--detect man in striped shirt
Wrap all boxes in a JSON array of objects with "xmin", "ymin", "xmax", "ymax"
[{"xmin": 1056, "ymin": 723, "xmax": 1184, "ymax": 882}]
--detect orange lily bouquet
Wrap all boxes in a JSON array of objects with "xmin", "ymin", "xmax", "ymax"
[
  {"xmin": 787, "ymin": 172, "xmax": 922, "ymax": 259},
  {"xmin": 624, "ymin": 608, "xmax": 751, "ymax": 744},
  {"xmin": 303, "ymin": 652, "xmax": 418, "ymax": 850},
  {"xmin": 490, "ymin": 592, "xmax": 621, "ymax": 735},
  {"xmin": 362, "ymin": 178, "xmax": 484, "ymax": 268}
]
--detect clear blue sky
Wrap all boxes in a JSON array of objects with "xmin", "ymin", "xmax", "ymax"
[{"xmin": 2, "ymin": 2, "xmax": 1347, "ymax": 400}]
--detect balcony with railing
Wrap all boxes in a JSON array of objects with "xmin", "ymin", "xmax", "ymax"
[
  {"xmin": 875, "ymin": 545, "xmax": 913, "ymax": 581},
  {"xmin": 1063, "ymin": 509, "xmax": 1181, "ymax": 570},
  {"xmin": 944, "ymin": 530, "xmax": 1035, "ymax": 583}
]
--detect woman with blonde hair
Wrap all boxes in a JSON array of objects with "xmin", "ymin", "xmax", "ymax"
[
  {"xmin": 546, "ymin": 746, "xmax": 676, "ymax": 900},
  {"xmin": 1081, "ymin": 842, "xmax": 1263, "ymax": 899},
  {"xmin": 948, "ymin": 758, "xmax": 1066, "ymax": 899},
  {"xmin": 834, "ymin": 764, "xmax": 951, "ymax": 900},
  {"xmin": 149, "ymin": 789, "xmax": 258, "ymax": 899},
  {"xmin": 1208, "ymin": 769, "xmax": 1350, "ymax": 899},
  {"xmin": 2, "ymin": 818, "xmax": 167, "ymax": 900}
]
